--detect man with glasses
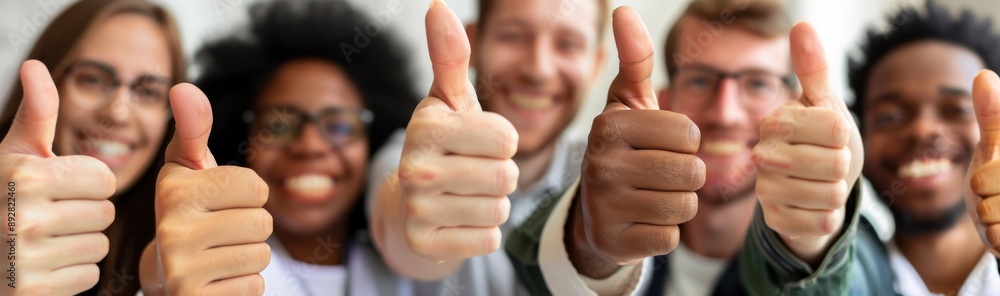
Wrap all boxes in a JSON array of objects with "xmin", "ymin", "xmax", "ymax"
[{"xmin": 507, "ymin": 0, "xmax": 862, "ymax": 294}]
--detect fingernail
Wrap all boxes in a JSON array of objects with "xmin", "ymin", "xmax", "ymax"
[{"xmin": 430, "ymin": 0, "xmax": 447, "ymax": 9}]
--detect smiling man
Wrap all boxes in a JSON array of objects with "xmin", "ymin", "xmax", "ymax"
[
  {"xmin": 505, "ymin": 0, "xmax": 869, "ymax": 295},
  {"xmin": 367, "ymin": 0, "xmax": 609, "ymax": 294},
  {"xmin": 846, "ymin": 1, "xmax": 1000, "ymax": 294}
]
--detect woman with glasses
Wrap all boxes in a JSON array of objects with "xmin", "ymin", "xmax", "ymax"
[
  {"xmin": 163, "ymin": 0, "xmax": 417, "ymax": 294},
  {"xmin": 0, "ymin": 0, "xmax": 184, "ymax": 295}
]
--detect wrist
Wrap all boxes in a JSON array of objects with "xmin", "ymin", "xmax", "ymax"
[
  {"xmin": 565, "ymin": 188, "xmax": 620, "ymax": 279},
  {"xmin": 139, "ymin": 240, "xmax": 165, "ymax": 296},
  {"xmin": 778, "ymin": 224, "xmax": 842, "ymax": 268}
]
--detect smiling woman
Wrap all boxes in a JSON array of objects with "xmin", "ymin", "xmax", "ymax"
[
  {"xmin": 0, "ymin": 0, "xmax": 185, "ymax": 295},
  {"xmin": 194, "ymin": 0, "xmax": 418, "ymax": 294}
]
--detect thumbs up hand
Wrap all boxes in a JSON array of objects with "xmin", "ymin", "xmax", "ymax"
[
  {"xmin": 568, "ymin": 7, "xmax": 703, "ymax": 278},
  {"xmin": 151, "ymin": 84, "xmax": 272, "ymax": 295},
  {"xmin": 0, "ymin": 60, "xmax": 116, "ymax": 295},
  {"xmin": 966, "ymin": 70, "xmax": 1000, "ymax": 257},
  {"xmin": 753, "ymin": 23, "xmax": 863, "ymax": 265},
  {"xmin": 392, "ymin": 0, "xmax": 519, "ymax": 264}
]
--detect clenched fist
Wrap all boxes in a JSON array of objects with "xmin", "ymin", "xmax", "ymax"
[
  {"xmin": 146, "ymin": 84, "xmax": 272, "ymax": 295},
  {"xmin": 569, "ymin": 7, "xmax": 703, "ymax": 278},
  {"xmin": 753, "ymin": 23, "xmax": 863, "ymax": 264},
  {"xmin": 395, "ymin": 0, "xmax": 518, "ymax": 263},
  {"xmin": 966, "ymin": 70, "xmax": 1000, "ymax": 257},
  {"xmin": 0, "ymin": 60, "xmax": 116, "ymax": 295}
]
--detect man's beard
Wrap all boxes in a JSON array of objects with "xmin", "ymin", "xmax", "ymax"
[{"xmin": 889, "ymin": 199, "xmax": 967, "ymax": 235}]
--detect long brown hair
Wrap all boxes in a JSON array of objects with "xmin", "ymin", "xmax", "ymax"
[{"xmin": 0, "ymin": 1, "xmax": 185, "ymax": 295}]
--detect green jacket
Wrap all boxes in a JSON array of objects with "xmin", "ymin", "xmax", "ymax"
[
  {"xmin": 740, "ymin": 181, "xmax": 895, "ymax": 295},
  {"xmin": 505, "ymin": 179, "xmax": 874, "ymax": 295}
]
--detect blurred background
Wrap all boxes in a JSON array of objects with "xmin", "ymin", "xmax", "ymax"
[{"xmin": 1, "ymin": 0, "xmax": 998, "ymax": 138}]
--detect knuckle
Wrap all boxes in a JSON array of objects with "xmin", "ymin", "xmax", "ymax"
[
  {"xmin": 404, "ymin": 198, "xmax": 431, "ymax": 220},
  {"xmin": 406, "ymin": 233, "xmax": 433, "ymax": 258},
  {"xmin": 156, "ymin": 176, "xmax": 188, "ymax": 207},
  {"xmin": 819, "ymin": 211, "xmax": 840, "ymax": 235},
  {"xmin": 971, "ymin": 170, "xmax": 990, "ymax": 196},
  {"xmin": 250, "ymin": 176, "xmax": 269, "ymax": 207},
  {"xmin": 73, "ymin": 265, "xmax": 101, "ymax": 293},
  {"xmin": 244, "ymin": 274, "xmax": 266, "ymax": 295},
  {"xmin": 678, "ymin": 192, "xmax": 699, "ymax": 221},
  {"xmin": 679, "ymin": 115, "xmax": 701, "ymax": 151},
  {"xmin": 398, "ymin": 166, "xmax": 433, "ymax": 192},
  {"xmin": 7, "ymin": 166, "xmax": 40, "ymax": 195},
  {"xmin": 761, "ymin": 206, "xmax": 786, "ymax": 233},
  {"xmin": 751, "ymin": 144, "xmax": 775, "ymax": 170},
  {"xmin": 829, "ymin": 112, "xmax": 850, "ymax": 147},
  {"xmin": 590, "ymin": 113, "xmax": 623, "ymax": 144},
  {"xmin": 987, "ymin": 225, "xmax": 1000, "ymax": 248},
  {"xmin": 251, "ymin": 243, "xmax": 271, "ymax": 270},
  {"xmin": 688, "ymin": 156, "xmax": 706, "ymax": 190},
  {"xmin": 20, "ymin": 219, "xmax": 44, "ymax": 238},
  {"xmin": 98, "ymin": 200, "xmax": 116, "ymax": 227},
  {"xmin": 157, "ymin": 217, "xmax": 196, "ymax": 249},
  {"xmin": 483, "ymin": 227, "xmax": 502, "ymax": 254},
  {"xmin": 581, "ymin": 158, "xmax": 606, "ymax": 184},
  {"xmin": 830, "ymin": 148, "xmax": 851, "ymax": 180},
  {"xmin": 252, "ymin": 274, "xmax": 267, "ymax": 295},
  {"xmin": 496, "ymin": 159, "xmax": 518, "ymax": 194},
  {"xmin": 84, "ymin": 234, "xmax": 111, "ymax": 261},
  {"xmin": 977, "ymin": 201, "xmax": 995, "ymax": 222},
  {"xmin": 498, "ymin": 120, "xmax": 518, "ymax": 158},
  {"xmin": 165, "ymin": 273, "xmax": 196, "ymax": 293},
  {"xmin": 830, "ymin": 181, "xmax": 849, "ymax": 209},
  {"xmin": 255, "ymin": 209, "xmax": 274, "ymax": 237},
  {"xmin": 758, "ymin": 113, "xmax": 782, "ymax": 137},
  {"xmin": 409, "ymin": 111, "xmax": 445, "ymax": 140},
  {"xmin": 490, "ymin": 197, "xmax": 511, "ymax": 225}
]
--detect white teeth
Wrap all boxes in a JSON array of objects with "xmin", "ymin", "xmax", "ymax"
[
  {"xmin": 92, "ymin": 140, "xmax": 130, "ymax": 157},
  {"xmin": 701, "ymin": 140, "xmax": 744, "ymax": 155},
  {"xmin": 509, "ymin": 93, "xmax": 554, "ymax": 111},
  {"xmin": 285, "ymin": 174, "xmax": 334, "ymax": 197},
  {"xmin": 898, "ymin": 158, "xmax": 952, "ymax": 179}
]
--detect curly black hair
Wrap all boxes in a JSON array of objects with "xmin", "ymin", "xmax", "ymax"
[
  {"xmin": 196, "ymin": 0, "xmax": 420, "ymax": 233},
  {"xmin": 197, "ymin": 0, "xmax": 418, "ymax": 167},
  {"xmin": 848, "ymin": 0, "xmax": 1000, "ymax": 131}
]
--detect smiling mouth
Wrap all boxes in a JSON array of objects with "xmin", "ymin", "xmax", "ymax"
[
  {"xmin": 90, "ymin": 140, "xmax": 132, "ymax": 157},
  {"xmin": 509, "ymin": 93, "xmax": 555, "ymax": 111},
  {"xmin": 284, "ymin": 174, "xmax": 335, "ymax": 199},
  {"xmin": 701, "ymin": 140, "xmax": 746, "ymax": 156},
  {"xmin": 897, "ymin": 158, "xmax": 952, "ymax": 179}
]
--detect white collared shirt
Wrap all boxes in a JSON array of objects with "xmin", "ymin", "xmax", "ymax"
[{"xmin": 888, "ymin": 242, "xmax": 1000, "ymax": 296}]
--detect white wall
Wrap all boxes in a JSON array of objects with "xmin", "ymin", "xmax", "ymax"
[{"xmin": 1, "ymin": 0, "xmax": 999, "ymax": 139}]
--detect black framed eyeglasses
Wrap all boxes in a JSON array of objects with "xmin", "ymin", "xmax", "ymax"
[
  {"xmin": 246, "ymin": 104, "xmax": 374, "ymax": 148},
  {"xmin": 62, "ymin": 60, "xmax": 171, "ymax": 112},
  {"xmin": 671, "ymin": 65, "xmax": 794, "ymax": 109}
]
